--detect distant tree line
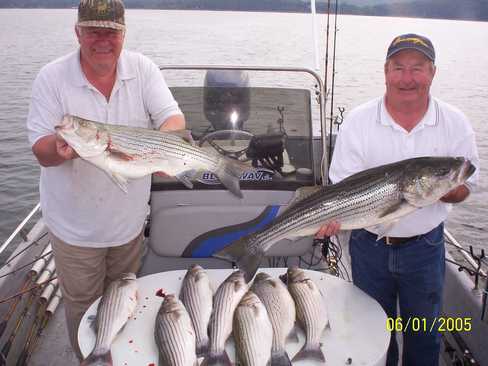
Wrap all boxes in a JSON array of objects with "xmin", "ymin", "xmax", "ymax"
[{"xmin": 1, "ymin": 0, "xmax": 487, "ymax": 22}]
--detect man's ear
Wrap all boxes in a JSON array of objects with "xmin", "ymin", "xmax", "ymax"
[{"xmin": 75, "ymin": 25, "xmax": 81, "ymax": 42}]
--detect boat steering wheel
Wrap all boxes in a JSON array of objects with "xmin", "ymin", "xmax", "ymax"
[{"xmin": 198, "ymin": 130, "xmax": 254, "ymax": 160}]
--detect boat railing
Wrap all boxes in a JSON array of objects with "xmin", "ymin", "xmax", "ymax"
[{"xmin": 0, "ymin": 203, "xmax": 41, "ymax": 258}]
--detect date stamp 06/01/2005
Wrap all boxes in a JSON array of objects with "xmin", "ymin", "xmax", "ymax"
[{"xmin": 386, "ymin": 317, "xmax": 472, "ymax": 333}]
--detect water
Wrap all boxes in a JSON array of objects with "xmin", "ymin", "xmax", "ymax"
[{"xmin": 1, "ymin": 9, "xmax": 487, "ymax": 256}]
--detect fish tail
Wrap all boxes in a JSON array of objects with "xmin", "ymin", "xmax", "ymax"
[
  {"xmin": 213, "ymin": 237, "xmax": 263, "ymax": 282},
  {"xmin": 271, "ymin": 350, "xmax": 293, "ymax": 366},
  {"xmin": 214, "ymin": 157, "xmax": 246, "ymax": 198},
  {"xmin": 80, "ymin": 349, "xmax": 113, "ymax": 366},
  {"xmin": 200, "ymin": 350, "xmax": 232, "ymax": 366},
  {"xmin": 291, "ymin": 343, "xmax": 326, "ymax": 363}
]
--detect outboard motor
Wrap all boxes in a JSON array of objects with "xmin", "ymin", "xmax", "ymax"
[{"xmin": 203, "ymin": 70, "xmax": 250, "ymax": 130}]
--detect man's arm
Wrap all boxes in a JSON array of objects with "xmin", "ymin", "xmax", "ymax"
[
  {"xmin": 158, "ymin": 114, "xmax": 185, "ymax": 132},
  {"xmin": 32, "ymin": 134, "xmax": 78, "ymax": 167}
]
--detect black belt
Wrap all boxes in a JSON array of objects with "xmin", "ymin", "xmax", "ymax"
[
  {"xmin": 382, "ymin": 235, "xmax": 421, "ymax": 245},
  {"xmin": 364, "ymin": 230, "xmax": 421, "ymax": 245}
]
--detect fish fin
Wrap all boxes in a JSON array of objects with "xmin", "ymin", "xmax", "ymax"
[
  {"xmin": 196, "ymin": 340, "xmax": 209, "ymax": 358},
  {"xmin": 291, "ymin": 343, "xmax": 326, "ymax": 363},
  {"xmin": 108, "ymin": 172, "xmax": 128, "ymax": 193},
  {"xmin": 176, "ymin": 169, "xmax": 197, "ymax": 189},
  {"xmin": 214, "ymin": 157, "xmax": 246, "ymax": 198},
  {"xmin": 80, "ymin": 349, "xmax": 112, "ymax": 366},
  {"xmin": 282, "ymin": 186, "xmax": 322, "ymax": 214},
  {"xmin": 213, "ymin": 237, "xmax": 263, "ymax": 283},
  {"xmin": 109, "ymin": 148, "xmax": 135, "ymax": 161},
  {"xmin": 271, "ymin": 350, "xmax": 293, "ymax": 366},
  {"xmin": 375, "ymin": 221, "xmax": 399, "ymax": 240},
  {"xmin": 286, "ymin": 326, "xmax": 300, "ymax": 343},
  {"xmin": 169, "ymin": 129, "xmax": 196, "ymax": 145},
  {"xmin": 201, "ymin": 351, "xmax": 232, "ymax": 366}
]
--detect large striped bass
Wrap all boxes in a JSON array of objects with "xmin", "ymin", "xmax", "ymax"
[
  {"xmin": 55, "ymin": 115, "xmax": 253, "ymax": 198},
  {"xmin": 214, "ymin": 156, "xmax": 476, "ymax": 281},
  {"xmin": 80, "ymin": 273, "xmax": 138, "ymax": 366}
]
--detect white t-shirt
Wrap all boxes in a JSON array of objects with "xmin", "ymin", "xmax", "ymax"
[
  {"xmin": 27, "ymin": 49, "xmax": 183, "ymax": 247},
  {"xmin": 329, "ymin": 96, "xmax": 479, "ymax": 237}
]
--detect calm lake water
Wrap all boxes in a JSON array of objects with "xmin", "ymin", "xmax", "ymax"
[{"xmin": 0, "ymin": 9, "xmax": 487, "ymax": 258}]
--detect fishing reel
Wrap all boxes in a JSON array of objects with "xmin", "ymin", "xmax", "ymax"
[{"xmin": 246, "ymin": 132, "xmax": 285, "ymax": 173}]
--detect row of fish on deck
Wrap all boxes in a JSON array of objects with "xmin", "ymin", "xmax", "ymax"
[{"xmin": 81, "ymin": 265, "xmax": 328, "ymax": 366}]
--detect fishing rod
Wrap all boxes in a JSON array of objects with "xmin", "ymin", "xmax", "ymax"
[
  {"xmin": 0, "ymin": 232, "xmax": 49, "ymax": 272},
  {"xmin": 15, "ymin": 280, "xmax": 58, "ymax": 366},
  {"xmin": 0, "ymin": 245, "xmax": 52, "ymax": 339},
  {"xmin": 20, "ymin": 287, "xmax": 62, "ymax": 366},
  {"xmin": 0, "ymin": 257, "xmax": 56, "ymax": 365},
  {"xmin": 327, "ymin": 0, "xmax": 339, "ymax": 173},
  {"xmin": 321, "ymin": 0, "xmax": 331, "ymax": 185}
]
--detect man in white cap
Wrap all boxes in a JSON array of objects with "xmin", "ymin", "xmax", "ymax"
[
  {"xmin": 317, "ymin": 34, "xmax": 479, "ymax": 365},
  {"xmin": 26, "ymin": 0, "xmax": 185, "ymax": 358}
]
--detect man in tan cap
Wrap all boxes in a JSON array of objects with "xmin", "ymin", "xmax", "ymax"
[{"xmin": 26, "ymin": 0, "xmax": 185, "ymax": 359}]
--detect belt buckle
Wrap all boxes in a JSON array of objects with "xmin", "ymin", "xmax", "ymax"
[{"xmin": 385, "ymin": 236, "xmax": 392, "ymax": 245}]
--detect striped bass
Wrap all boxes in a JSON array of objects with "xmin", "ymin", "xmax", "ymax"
[
  {"xmin": 80, "ymin": 273, "xmax": 138, "ymax": 366},
  {"xmin": 55, "ymin": 115, "xmax": 254, "ymax": 198},
  {"xmin": 213, "ymin": 156, "xmax": 476, "ymax": 281},
  {"xmin": 179, "ymin": 264, "xmax": 214, "ymax": 357},
  {"xmin": 202, "ymin": 270, "xmax": 248, "ymax": 366},
  {"xmin": 154, "ymin": 294, "xmax": 198, "ymax": 366},
  {"xmin": 251, "ymin": 272, "xmax": 296, "ymax": 366},
  {"xmin": 284, "ymin": 267, "xmax": 328, "ymax": 363},
  {"xmin": 233, "ymin": 291, "xmax": 273, "ymax": 366}
]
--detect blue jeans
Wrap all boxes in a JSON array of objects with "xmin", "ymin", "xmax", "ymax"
[{"xmin": 349, "ymin": 224, "xmax": 445, "ymax": 366}]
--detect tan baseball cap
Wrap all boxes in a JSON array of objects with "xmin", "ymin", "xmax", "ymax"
[{"xmin": 77, "ymin": 0, "xmax": 125, "ymax": 31}]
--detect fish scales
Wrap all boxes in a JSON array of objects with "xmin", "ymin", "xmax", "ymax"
[
  {"xmin": 293, "ymin": 284, "xmax": 323, "ymax": 345},
  {"xmin": 81, "ymin": 273, "xmax": 137, "ymax": 366},
  {"xmin": 213, "ymin": 156, "xmax": 475, "ymax": 281},
  {"xmin": 233, "ymin": 291, "xmax": 273, "ymax": 366},
  {"xmin": 287, "ymin": 268, "xmax": 328, "ymax": 363},
  {"xmin": 180, "ymin": 265, "xmax": 213, "ymax": 357},
  {"xmin": 252, "ymin": 169, "xmax": 405, "ymax": 243},
  {"xmin": 204, "ymin": 271, "xmax": 248, "ymax": 366},
  {"xmin": 108, "ymin": 128, "xmax": 216, "ymax": 165},
  {"xmin": 251, "ymin": 273, "xmax": 295, "ymax": 366},
  {"xmin": 155, "ymin": 294, "xmax": 197, "ymax": 366},
  {"xmin": 56, "ymin": 115, "xmax": 253, "ymax": 197}
]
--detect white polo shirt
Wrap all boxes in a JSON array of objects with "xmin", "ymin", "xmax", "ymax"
[
  {"xmin": 27, "ymin": 49, "xmax": 183, "ymax": 247},
  {"xmin": 329, "ymin": 96, "xmax": 479, "ymax": 237}
]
